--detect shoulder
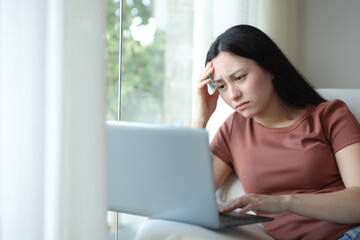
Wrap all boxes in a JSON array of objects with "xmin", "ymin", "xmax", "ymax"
[
  {"xmin": 313, "ymin": 99, "xmax": 347, "ymax": 110},
  {"xmin": 310, "ymin": 99, "xmax": 360, "ymax": 152},
  {"xmin": 220, "ymin": 112, "xmax": 248, "ymax": 134},
  {"xmin": 310, "ymin": 99, "xmax": 351, "ymax": 118},
  {"xmin": 309, "ymin": 99, "xmax": 357, "ymax": 129},
  {"xmin": 212, "ymin": 112, "xmax": 249, "ymax": 142}
]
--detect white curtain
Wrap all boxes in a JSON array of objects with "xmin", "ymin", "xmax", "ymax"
[
  {"xmin": 257, "ymin": 0, "xmax": 298, "ymax": 63},
  {"xmin": 0, "ymin": 0, "xmax": 107, "ymax": 239}
]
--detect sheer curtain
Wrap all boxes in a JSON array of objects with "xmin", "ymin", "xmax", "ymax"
[{"xmin": 0, "ymin": 0, "xmax": 107, "ymax": 239}]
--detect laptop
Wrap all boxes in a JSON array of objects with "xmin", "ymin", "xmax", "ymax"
[{"xmin": 106, "ymin": 121, "xmax": 274, "ymax": 229}]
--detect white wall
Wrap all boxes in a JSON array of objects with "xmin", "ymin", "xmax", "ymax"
[{"xmin": 295, "ymin": 0, "xmax": 360, "ymax": 88}]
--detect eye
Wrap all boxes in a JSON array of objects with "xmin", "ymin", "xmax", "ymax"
[
  {"xmin": 235, "ymin": 75, "xmax": 245, "ymax": 82},
  {"xmin": 217, "ymin": 84, "xmax": 226, "ymax": 90}
]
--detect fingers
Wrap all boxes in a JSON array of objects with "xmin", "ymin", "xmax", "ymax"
[
  {"xmin": 194, "ymin": 62, "xmax": 217, "ymax": 102},
  {"xmin": 192, "ymin": 61, "xmax": 219, "ymax": 128},
  {"xmin": 198, "ymin": 61, "xmax": 214, "ymax": 85},
  {"xmin": 197, "ymin": 78, "xmax": 211, "ymax": 90},
  {"xmin": 218, "ymin": 198, "xmax": 245, "ymax": 214},
  {"xmin": 218, "ymin": 194, "xmax": 274, "ymax": 215},
  {"xmin": 238, "ymin": 203, "xmax": 257, "ymax": 214}
]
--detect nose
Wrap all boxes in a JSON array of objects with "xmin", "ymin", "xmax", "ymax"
[{"xmin": 228, "ymin": 84, "xmax": 242, "ymax": 101}]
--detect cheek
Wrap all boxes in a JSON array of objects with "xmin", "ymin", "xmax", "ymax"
[
  {"xmin": 248, "ymin": 75, "xmax": 266, "ymax": 89},
  {"xmin": 219, "ymin": 92, "xmax": 235, "ymax": 108},
  {"xmin": 247, "ymin": 76, "xmax": 273, "ymax": 100}
]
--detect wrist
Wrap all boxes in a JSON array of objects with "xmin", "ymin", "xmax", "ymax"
[{"xmin": 280, "ymin": 194, "xmax": 293, "ymax": 212}]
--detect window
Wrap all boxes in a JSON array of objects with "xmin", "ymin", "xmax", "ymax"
[
  {"xmin": 107, "ymin": 0, "xmax": 194, "ymax": 126},
  {"xmin": 106, "ymin": 0, "xmax": 195, "ymax": 238},
  {"xmin": 106, "ymin": 0, "xmax": 259, "ymax": 238}
]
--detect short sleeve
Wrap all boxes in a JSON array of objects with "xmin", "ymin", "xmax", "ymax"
[
  {"xmin": 321, "ymin": 99, "xmax": 360, "ymax": 153},
  {"xmin": 210, "ymin": 114, "xmax": 235, "ymax": 167}
]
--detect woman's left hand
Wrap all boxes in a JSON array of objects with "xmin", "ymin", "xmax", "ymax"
[{"xmin": 218, "ymin": 193, "xmax": 291, "ymax": 215}]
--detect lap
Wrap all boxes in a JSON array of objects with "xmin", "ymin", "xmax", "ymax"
[{"xmin": 135, "ymin": 219, "xmax": 274, "ymax": 240}]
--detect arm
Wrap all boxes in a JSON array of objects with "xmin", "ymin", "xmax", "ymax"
[
  {"xmin": 213, "ymin": 154, "xmax": 232, "ymax": 190},
  {"xmin": 285, "ymin": 142, "xmax": 360, "ymax": 223},
  {"xmin": 191, "ymin": 61, "xmax": 219, "ymax": 128},
  {"xmin": 191, "ymin": 63, "xmax": 232, "ymax": 190},
  {"xmin": 219, "ymin": 142, "xmax": 360, "ymax": 224}
]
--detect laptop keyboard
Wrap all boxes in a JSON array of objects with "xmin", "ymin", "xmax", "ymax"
[{"xmin": 219, "ymin": 212, "xmax": 273, "ymax": 228}]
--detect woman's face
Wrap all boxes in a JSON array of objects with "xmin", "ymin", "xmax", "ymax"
[{"xmin": 211, "ymin": 51, "xmax": 277, "ymax": 120}]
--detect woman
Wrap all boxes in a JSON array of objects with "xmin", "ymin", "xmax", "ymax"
[{"xmin": 192, "ymin": 25, "xmax": 360, "ymax": 240}]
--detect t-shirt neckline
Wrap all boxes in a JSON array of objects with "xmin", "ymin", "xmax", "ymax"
[{"xmin": 252, "ymin": 105, "xmax": 314, "ymax": 133}]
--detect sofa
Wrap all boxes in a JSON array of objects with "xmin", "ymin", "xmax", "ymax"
[{"xmin": 135, "ymin": 89, "xmax": 360, "ymax": 240}]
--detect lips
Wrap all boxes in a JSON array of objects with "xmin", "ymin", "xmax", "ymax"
[{"xmin": 235, "ymin": 101, "xmax": 250, "ymax": 111}]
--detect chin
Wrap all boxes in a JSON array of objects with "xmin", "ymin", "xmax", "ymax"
[{"xmin": 235, "ymin": 110, "xmax": 255, "ymax": 119}]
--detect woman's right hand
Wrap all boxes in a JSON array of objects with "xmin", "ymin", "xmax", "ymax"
[{"xmin": 191, "ymin": 62, "xmax": 219, "ymax": 128}]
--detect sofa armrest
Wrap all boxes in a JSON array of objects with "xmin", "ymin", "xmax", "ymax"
[{"xmin": 216, "ymin": 171, "xmax": 245, "ymax": 204}]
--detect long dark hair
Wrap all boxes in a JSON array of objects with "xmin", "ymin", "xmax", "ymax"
[{"xmin": 206, "ymin": 25, "xmax": 326, "ymax": 108}]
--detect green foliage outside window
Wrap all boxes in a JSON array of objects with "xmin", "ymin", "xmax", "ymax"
[
  {"xmin": 106, "ymin": 0, "xmax": 120, "ymax": 120},
  {"xmin": 106, "ymin": 0, "xmax": 165, "ymax": 122}
]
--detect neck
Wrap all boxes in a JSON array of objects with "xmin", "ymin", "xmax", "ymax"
[{"xmin": 254, "ymin": 98, "xmax": 305, "ymax": 128}]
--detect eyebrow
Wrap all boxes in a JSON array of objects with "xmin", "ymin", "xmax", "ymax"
[{"xmin": 214, "ymin": 68, "xmax": 247, "ymax": 83}]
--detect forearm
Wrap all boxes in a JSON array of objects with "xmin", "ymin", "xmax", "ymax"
[
  {"xmin": 191, "ymin": 118, "xmax": 207, "ymax": 128},
  {"xmin": 285, "ymin": 187, "xmax": 360, "ymax": 224}
]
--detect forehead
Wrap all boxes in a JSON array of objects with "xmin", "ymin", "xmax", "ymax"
[{"xmin": 211, "ymin": 52, "xmax": 252, "ymax": 75}]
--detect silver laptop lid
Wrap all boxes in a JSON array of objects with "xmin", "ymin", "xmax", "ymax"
[{"xmin": 106, "ymin": 121, "xmax": 220, "ymax": 228}]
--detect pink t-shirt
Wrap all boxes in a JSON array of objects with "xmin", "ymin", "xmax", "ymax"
[{"xmin": 210, "ymin": 99, "xmax": 360, "ymax": 240}]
